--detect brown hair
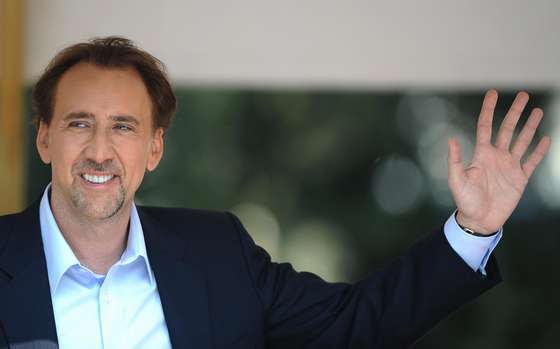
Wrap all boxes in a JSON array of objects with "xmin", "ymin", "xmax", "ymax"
[{"xmin": 32, "ymin": 36, "xmax": 177, "ymax": 130}]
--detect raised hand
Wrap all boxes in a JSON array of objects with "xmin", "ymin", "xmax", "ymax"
[{"xmin": 447, "ymin": 90, "xmax": 551, "ymax": 235}]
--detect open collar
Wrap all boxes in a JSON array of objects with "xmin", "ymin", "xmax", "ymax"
[{"xmin": 38, "ymin": 184, "xmax": 155, "ymax": 295}]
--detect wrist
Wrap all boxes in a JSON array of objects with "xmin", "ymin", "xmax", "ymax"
[{"xmin": 455, "ymin": 211, "xmax": 497, "ymax": 236}]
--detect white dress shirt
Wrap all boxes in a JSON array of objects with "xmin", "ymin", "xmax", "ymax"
[{"xmin": 39, "ymin": 185, "xmax": 172, "ymax": 349}]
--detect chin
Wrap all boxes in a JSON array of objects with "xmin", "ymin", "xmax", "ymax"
[{"xmin": 71, "ymin": 187, "xmax": 126, "ymax": 220}]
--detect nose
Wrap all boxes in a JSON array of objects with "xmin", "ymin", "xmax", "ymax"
[{"xmin": 83, "ymin": 126, "xmax": 115, "ymax": 164}]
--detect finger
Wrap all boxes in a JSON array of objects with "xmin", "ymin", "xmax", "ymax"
[
  {"xmin": 495, "ymin": 91, "xmax": 529, "ymax": 150},
  {"xmin": 522, "ymin": 136, "xmax": 551, "ymax": 178},
  {"xmin": 476, "ymin": 90, "xmax": 498, "ymax": 145},
  {"xmin": 511, "ymin": 107, "xmax": 544, "ymax": 160},
  {"xmin": 448, "ymin": 137, "xmax": 466, "ymax": 189}
]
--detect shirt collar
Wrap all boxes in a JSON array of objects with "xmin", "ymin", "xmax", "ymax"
[{"xmin": 39, "ymin": 184, "xmax": 155, "ymax": 295}]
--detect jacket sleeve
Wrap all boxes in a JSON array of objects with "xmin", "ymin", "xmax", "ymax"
[{"xmin": 228, "ymin": 213, "xmax": 501, "ymax": 349}]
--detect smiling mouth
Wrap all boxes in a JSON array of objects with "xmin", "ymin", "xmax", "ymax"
[{"xmin": 81, "ymin": 173, "xmax": 115, "ymax": 184}]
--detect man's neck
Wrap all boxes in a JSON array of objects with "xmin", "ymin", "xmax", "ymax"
[{"xmin": 49, "ymin": 191, "xmax": 131, "ymax": 275}]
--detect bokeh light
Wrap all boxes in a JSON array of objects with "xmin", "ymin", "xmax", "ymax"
[
  {"xmin": 536, "ymin": 93, "xmax": 560, "ymax": 208},
  {"xmin": 282, "ymin": 220, "xmax": 354, "ymax": 282},
  {"xmin": 371, "ymin": 155, "xmax": 425, "ymax": 214},
  {"xmin": 232, "ymin": 202, "xmax": 281, "ymax": 261}
]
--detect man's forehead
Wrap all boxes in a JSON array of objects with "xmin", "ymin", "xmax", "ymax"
[
  {"xmin": 54, "ymin": 62, "xmax": 149, "ymax": 100},
  {"xmin": 59, "ymin": 62, "xmax": 142, "ymax": 82},
  {"xmin": 52, "ymin": 62, "xmax": 152, "ymax": 121}
]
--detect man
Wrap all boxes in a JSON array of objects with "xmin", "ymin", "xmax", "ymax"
[{"xmin": 0, "ymin": 36, "xmax": 551, "ymax": 349}]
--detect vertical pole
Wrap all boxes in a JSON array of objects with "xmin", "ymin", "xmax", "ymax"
[{"xmin": 0, "ymin": 0, "xmax": 25, "ymax": 214}]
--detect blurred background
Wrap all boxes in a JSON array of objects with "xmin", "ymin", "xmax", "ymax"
[{"xmin": 2, "ymin": 0, "xmax": 560, "ymax": 347}]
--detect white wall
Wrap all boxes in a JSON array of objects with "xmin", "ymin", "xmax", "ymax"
[{"xmin": 25, "ymin": 0, "xmax": 560, "ymax": 89}]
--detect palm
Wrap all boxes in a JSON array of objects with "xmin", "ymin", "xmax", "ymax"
[{"xmin": 448, "ymin": 91, "xmax": 550, "ymax": 234}]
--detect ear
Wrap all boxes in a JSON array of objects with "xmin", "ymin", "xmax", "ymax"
[
  {"xmin": 146, "ymin": 127, "xmax": 164, "ymax": 172},
  {"xmin": 36, "ymin": 120, "xmax": 52, "ymax": 164}
]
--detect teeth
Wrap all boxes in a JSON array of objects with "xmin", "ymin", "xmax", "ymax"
[{"xmin": 82, "ymin": 174, "xmax": 114, "ymax": 184}]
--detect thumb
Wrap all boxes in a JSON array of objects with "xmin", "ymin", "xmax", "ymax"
[{"xmin": 448, "ymin": 137, "xmax": 466, "ymax": 189}]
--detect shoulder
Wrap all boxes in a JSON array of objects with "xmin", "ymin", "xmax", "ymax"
[
  {"xmin": 136, "ymin": 206, "xmax": 256, "ymax": 278},
  {"xmin": 137, "ymin": 205, "xmax": 233, "ymax": 224},
  {"xmin": 0, "ymin": 203, "xmax": 40, "ymax": 255},
  {"xmin": 0, "ymin": 212, "xmax": 19, "ymax": 250},
  {"xmin": 0, "ymin": 200, "xmax": 40, "ymax": 229},
  {"xmin": 0, "ymin": 209, "xmax": 30, "ymax": 226},
  {"xmin": 136, "ymin": 206, "xmax": 239, "ymax": 233},
  {"xmin": 136, "ymin": 205, "xmax": 246, "ymax": 247}
]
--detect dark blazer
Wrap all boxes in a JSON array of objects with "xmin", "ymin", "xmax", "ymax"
[{"xmin": 0, "ymin": 202, "xmax": 500, "ymax": 349}]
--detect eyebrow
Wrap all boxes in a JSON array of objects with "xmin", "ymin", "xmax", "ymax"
[
  {"xmin": 62, "ymin": 111, "xmax": 95, "ymax": 122},
  {"xmin": 62, "ymin": 112, "xmax": 140, "ymax": 126},
  {"xmin": 111, "ymin": 115, "xmax": 140, "ymax": 126}
]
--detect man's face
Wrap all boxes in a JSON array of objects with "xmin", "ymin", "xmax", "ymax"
[{"xmin": 36, "ymin": 62, "xmax": 164, "ymax": 221}]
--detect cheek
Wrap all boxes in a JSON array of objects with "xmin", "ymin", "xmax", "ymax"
[
  {"xmin": 121, "ymin": 155, "xmax": 149, "ymax": 196},
  {"xmin": 49, "ymin": 138, "xmax": 83, "ymax": 179},
  {"xmin": 117, "ymin": 140, "xmax": 152, "ymax": 183}
]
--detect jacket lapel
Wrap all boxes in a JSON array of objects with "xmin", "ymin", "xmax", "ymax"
[
  {"xmin": 139, "ymin": 207, "xmax": 213, "ymax": 349},
  {"xmin": 0, "ymin": 203, "xmax": 59, "ymax": 348}
]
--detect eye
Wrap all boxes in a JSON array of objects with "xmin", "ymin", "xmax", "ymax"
[
  {"xmin": 114, "ymin": 123, "xmax": 133, "ymax": 132},
  {"xmin": 68, "ymin": 121, "xmax": 89, "ymax": 129}
]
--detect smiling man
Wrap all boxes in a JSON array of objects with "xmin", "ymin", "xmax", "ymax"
[{"xmin": 0, "ymin": 37, "xmax": 551, "ymax": 349}]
